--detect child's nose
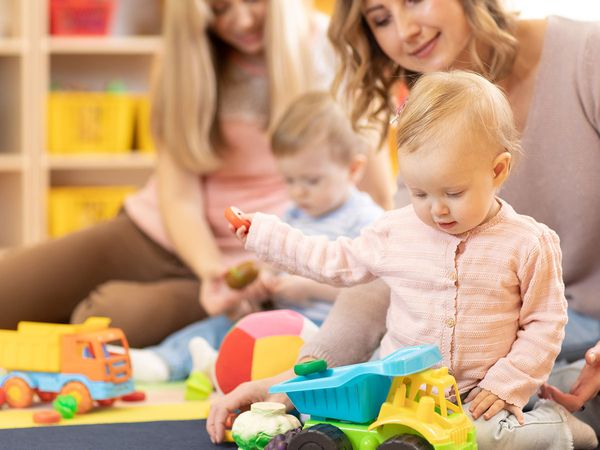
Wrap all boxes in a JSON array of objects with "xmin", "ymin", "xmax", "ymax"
[
  {"xmin": 431, "ymin": 200, "xmax": 449, "ymax": 216},
  {"xmin": 290, "ymin": 185, "xmax": 306, "ymax": 199}
]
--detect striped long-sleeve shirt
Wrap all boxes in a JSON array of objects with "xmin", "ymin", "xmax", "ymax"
[{"xmin": 245, "ymin": 198, "xmax": 567, "ymax": 407}]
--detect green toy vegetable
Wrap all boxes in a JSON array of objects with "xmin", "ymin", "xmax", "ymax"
[
  {"xmin": 225, "ymin": 261, "xmax": 259, "ymax": 290},
  {"xmin": 53, "ymin": 394, "xmax": 78, "ymax": 419},
  {"xmin": 232, "ymin": 402, "xmax": 301, "ymax": 450}
]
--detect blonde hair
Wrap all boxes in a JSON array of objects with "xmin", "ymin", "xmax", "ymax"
[
  {"xmin": 328, "ymin": 0, "xmax": 518, "ymax": 142},
  {"xmin": 150, "ymin": 0, "xmax": 315, "ymax": 173},
  {"xmin": 271, "ymin": 91, "xmax": 368, "ymax": 165},
  {"xmin": 395, "ymin": 71, "xmax": 521, "ymax": 160}
]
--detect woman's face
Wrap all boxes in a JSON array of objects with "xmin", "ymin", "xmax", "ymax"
[
  {"xmin": 361, "ymin": 0, "xmax": 473, "ymax": 73},
  {"xmin": 208, "ymin": 0, "xmax": 268, "ymax": 56}
]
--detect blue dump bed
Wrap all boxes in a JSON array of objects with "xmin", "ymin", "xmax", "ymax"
[{"xmin": 270, "ymin": 345, "xmax": 441, "ymax": 424}]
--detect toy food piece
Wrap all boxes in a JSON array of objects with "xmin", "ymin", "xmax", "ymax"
[
  {"xmin": 121, "ymin": 391, "xmax": 146, "ymax": 402},
  {"xmin": 264, "ymin": 428, "xmax": 302, "ymax": 450},
  {"xmin": 271, "ymin": 424, "xmax": 349, "ymax": 450},
  {"xmin": 225, "ymin": 206, "xmax": 251, "ymax": 230},
  {"xmin": 294, "ymin": 359, "xmax": 327, "ymax": 376},
  {"xmin": 0, "ymin": 387, "xmax": 5, "ymax": 406},
  {"xmin": 225, "ymin": 261, "xmax": 259, "ymax": 290},
  {"xmin": 184, "ymin": 371, "xmax": 212, "ymax": 401},
  {"xmin": 33, "ymin": 410, "xmax": 62, "ymax": 424},
  {"xmin": 53, "ymin": 394, "xmax": 78, "ymax": 419},
  {"xmin": 232, "ymin": 402, "xmax": 301, "ymax": 450},
  {"xmin": 223, "ymin": 412, "xmax": 239, "ymax": 443}
]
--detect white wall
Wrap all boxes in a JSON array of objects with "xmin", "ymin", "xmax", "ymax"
[{"xmin": 507, "ymin": 0, "xmax": 600, "ymax": 20}]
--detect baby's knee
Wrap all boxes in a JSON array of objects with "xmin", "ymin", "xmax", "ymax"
[{"xmin": 471, "ymin": 411, "xmax": 514, "ymax": 450}]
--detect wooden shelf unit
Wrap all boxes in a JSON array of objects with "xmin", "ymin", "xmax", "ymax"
[{"xmin": 0, "ymin": 0, "xmax": 162, "ymax": 250}]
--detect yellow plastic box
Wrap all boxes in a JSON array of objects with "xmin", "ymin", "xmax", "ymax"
[
  {"xmin": 48, "ymin": 186, "xmax": 136, "ymax": 237},
  {"xmin": 47, "ymin": 91, "xmax": 137, "ymax": 154},
  {"xmin": 136, "ymin": 96, "xmax": 155, "ymax": 153}
]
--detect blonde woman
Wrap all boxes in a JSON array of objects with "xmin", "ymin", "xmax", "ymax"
[
  {"xmin": 0, "ymin": 0, "xmax": 395, "ymax": 347},
  {"xmin": 208, "ymin": 0, "xmax": 600, "ymax": 445}
]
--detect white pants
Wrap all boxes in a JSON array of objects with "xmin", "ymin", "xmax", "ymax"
[{"xmin": 465, "ymin": 399, "xmax": 572, "ymax": 450}]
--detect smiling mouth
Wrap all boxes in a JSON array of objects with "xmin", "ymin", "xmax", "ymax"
[{"xmin": 410, "ymin": 33, "xmax": 440, "ymax": 58}]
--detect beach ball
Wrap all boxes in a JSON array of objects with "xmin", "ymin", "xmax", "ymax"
[{"xmin": 214, "ymin": 310, "xmax": 318, "ymax": 394}]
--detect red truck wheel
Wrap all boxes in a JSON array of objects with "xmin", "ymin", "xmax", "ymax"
[
  {"xmin": 60, "ymin": 382, "xmax": 93, "ymax": 413},
  {"xmin": 377, "ymin": 435, "xmax": 433, "ymax": 450},
  {"xmin": 4, "ymin": 377, "xmax": 34, "ymax": 408},
  {"xmin": 37, "ymin": 391, "xmax": 57, "ymax": 403},
  {"xmin": 96, "ymin": 398, "xmax": 116, "ymax": 407}
]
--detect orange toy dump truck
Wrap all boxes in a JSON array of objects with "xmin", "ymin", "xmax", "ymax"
[{"xmin": 0, "ymin": 317, "xmax": 134, "ymax": 413}]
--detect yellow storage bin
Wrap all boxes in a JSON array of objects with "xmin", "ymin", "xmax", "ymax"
[
  {"xmin": 48, "ymin": 186, "xmax": 136, "ymax": 237},
  {"xmin": 48, "ymin": 91, "xmax": 137, "ymax": 154},
  {"xmin": 136, "ymin": 96, "xmax": 155, "ymax": 153}
]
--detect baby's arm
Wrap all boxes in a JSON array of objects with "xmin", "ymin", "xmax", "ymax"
[
  {"xmin": 475, "ymin": 231, "xmax": 568, "ymax": 413},
  {"xmin": 227, "ymin": 207, "xmax": 384, "ymax": 287}
]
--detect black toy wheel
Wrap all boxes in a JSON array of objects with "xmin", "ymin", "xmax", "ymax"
[
  {"xmin": 376, "ymin": 434, "xmax": 433, "ymax": 450},
  {"xmin": 288, "ymin": 424, "xmax": 352, "ymax": 450}
]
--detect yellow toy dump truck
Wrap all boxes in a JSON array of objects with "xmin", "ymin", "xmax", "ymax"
[{"xmin": 0, "ymin": 317, "xmax": 134, "ymax": 413}]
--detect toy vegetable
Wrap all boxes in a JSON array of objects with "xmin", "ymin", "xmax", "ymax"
[
  {"xmin": 231, "ymin": 402, "xmax": 301, "ymax": 450},
  {"xmin": 225, "ymin": 260, "xmax": 259, "ymax": 290}
]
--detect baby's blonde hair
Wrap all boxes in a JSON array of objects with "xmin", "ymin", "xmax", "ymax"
[
  {"xmin": 271, "ymin": 91, "xmax": 368, "ymax": 165},
  {"xmin": 395, "ymin": 71, "xmax": 521, "ymax": 160}
]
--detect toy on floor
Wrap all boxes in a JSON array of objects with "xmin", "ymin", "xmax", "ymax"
[
  {"xmin": 225, "ymin": 260, "xmax": 260, "ymax": 290},
  {"xmin": 267, "ymin": 345, "xmax": 477, "ymax": 450},
  {"xmin": 211, "ymin": 309, "xmax": 319, "ymax": 395},
  {"xmin": 0, "ymin": 317, "xmax": 134, "ymax": 414},
  {"xmin": 231, "ymin": 402, "xmax": 301, "ymax": 450},
  {"xmin": 185, "ymin": 370, "xmax": 213, "ymax": 401},
  {"xmin": 53, "ymin": 394, "xmax": 78, "ymax": 418},
  {"xmin": 121, "ymin": 390, "xmax": 146, "ymax": 402},
  {"xmin": 33, "ymin": 410, "xmax": 62, "ymax": 425}
]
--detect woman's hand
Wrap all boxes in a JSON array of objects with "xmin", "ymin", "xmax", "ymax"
[
  {"xmin": 200, "ymin": 272, "xmax": 271, "ymax": 317},
  {"xmin": 206, "ymin": 372, "xmax": 293, "ymax": 444},
  {"xmin": 466, "ymin": 387, "xmax": 525, "ymax": 424},
  {"xmin": 539, "ymin": 340, "xmax": 600, "ymax": 412}
]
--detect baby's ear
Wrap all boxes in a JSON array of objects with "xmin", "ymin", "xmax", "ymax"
[
  {"xmin": 348, "ymin": 154, "xmax": 368, "ymax": 184},
  {"xmin": 492, "ymin": 151, "xmax": 512, "ymax": 186}
]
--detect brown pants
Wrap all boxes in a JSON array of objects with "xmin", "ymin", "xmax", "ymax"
[{"xmin": 0, "ymin": 214, "xmax": 207, "ymax": 347}]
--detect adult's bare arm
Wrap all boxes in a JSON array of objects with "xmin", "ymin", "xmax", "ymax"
[
  {"xmin": 157, "ymin": 151, "xmax": 246, "ymax": 315},
  {"xmin": 299, "ymin": 278, "xmax": 390, "ymax": 367}
]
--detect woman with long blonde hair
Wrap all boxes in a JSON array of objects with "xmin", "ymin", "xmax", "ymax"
[{"xmin": 0, "ymin": 0, "xmax": 395, "ymax": 347}]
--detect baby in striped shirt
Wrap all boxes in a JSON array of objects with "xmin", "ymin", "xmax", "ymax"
[{"xmin": 232, "ymin": 71, "xmax": 597, "ymax": 449}]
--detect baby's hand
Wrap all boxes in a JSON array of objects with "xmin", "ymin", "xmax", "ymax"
[
  {"xmin": 224, "ymin": 206, "xmax": 253, "ymax": 242},
  {"xmin": 467, "ymin": 388, "xmax": 524, "ymax": 424}
]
